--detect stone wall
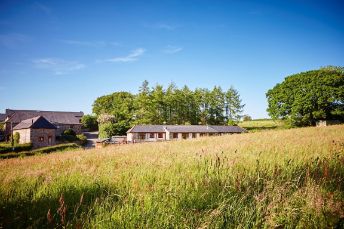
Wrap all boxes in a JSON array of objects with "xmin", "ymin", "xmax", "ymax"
[
  {"xmin": 56, "ymin": 124, "xmax": 82, "ymax": 136},
  {"xmin": 30, "ymin": 129, "xmax": 56, "ymax": 148},
  {"xmin": 13, "ymin": 129, "xmax": 31, "ymax": 144}
]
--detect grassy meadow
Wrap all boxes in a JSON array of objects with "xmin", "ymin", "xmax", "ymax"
[
  {"xmin": 239, "ymin": 119, "xmax": 287, "ymax": 132},
  {"xmin": 0, "ymin": 125, "xmax": 344, "ymax": 228}
]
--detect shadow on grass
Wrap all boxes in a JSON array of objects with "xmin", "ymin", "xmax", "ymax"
[{"xmin": 0, "ymin": 183, "xmax": 119, "ymax": 228}]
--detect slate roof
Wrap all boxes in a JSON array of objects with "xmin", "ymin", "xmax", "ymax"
[
  {"xmin": 166, "ymin": 125, "xmax": 218, "ymax": 133},
  {"xmin": 209, "ymin": 125, "xmax": 246, "ymax": 133},
  {"xmin": 0, "ymin": 113, "xmax": 6, "ymax": 122},
  {"xmin": 127, "ymin": 125, "xmax": 246, "ymax": 133},
  {"xmin": 13, "ymin": 116, "xmax": 57, "ymax": 130},
  {"xmin": 127, "ymin": 125, "xmax": 166, "ymax": 133},
  {"xmin": 5, "ymin": 109, "xmax": 83, "ymax": 125}
]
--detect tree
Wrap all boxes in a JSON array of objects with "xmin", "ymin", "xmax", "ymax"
[
  {"xmin": 92, "ymin": 80, "xmax": 245, "ymax": 133},
  {"xmin": 242, "ymin": 115, "xmax": 252, "ymax": 121},
  {"xmin": 93, "ymin": 92, "xmax": 135, "ymax": 135},
  {"xmin": 133, "ymin": 80, "xmax": 153, "ymax": 124},
  {"xmin": 266, "ymin": 66, "xmax": 344, "ymax": 126},
  {"xmin": 81, "ymin": 114, "xmax": 98, "ymax": 131},
  {"xmin": 225, "ymin": 86, "xmax": 245, "ymax": 123}
]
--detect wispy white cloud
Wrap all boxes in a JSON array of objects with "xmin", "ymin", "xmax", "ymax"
[
  {"xmin": 163, "ymin": 45, "xmax": 183, "ymax": 54},
  {"xmin": 103, "ymin": 48, "xmax": 145, "ymax": 63},
  {"xmin": 33, "ymin": 2, "xmax": 51, "ymax": 15},
  {"xmin": 0, "ymin": 33, "xmax": 30, "ymax": 48},
  {"xmin": 60, "ymin": 39, "xmax": 120, "ymax": 48},
  {"xmin": 33, "ymin": 58, "xmax": 85, "ymax": 75},
  {"xmin": 145, "ymin": 23, "xmax": 178, "ymax": 31}
]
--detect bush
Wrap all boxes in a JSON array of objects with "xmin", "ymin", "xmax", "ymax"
[
  {"xmin": 0, "ymin": 143, "xmax": 33, "ymax": 154},
  {"xmin": 63, "ymin": 129, "xmax": 76, "ymax": 136},
  {"xmin": 32, "ymin": 143, "xmax": 80, "ymax": 154},
  {"xmin": 227, "ymin": 119, "xmax": 238, "ymax": 126},
  {"xmin": 99, "ymin": 122, "xmax": 117, "ymax": 139},
  {"xmin": 81, "ymin": 115, "xmax": 98, "ymax": 131},
  {"xmin": 0, "ymin": 143, "xmax": 80, "ymax": 159},
  {"xmin": 76, "ymin": 134, "xmax": 88, "ymax": 146},
  {"xmin": 13, "ymin": 132, "xmax": 20, "ymax": 145},
  {"xmin": 242, "ymin": 115, "xmax": 252, "ymax": 121}
]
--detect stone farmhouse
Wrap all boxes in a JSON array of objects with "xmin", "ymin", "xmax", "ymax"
[
  {"xmin": 2, "ymin": 109, "xmax": 83, "ymax": 141},
  {"xmin": 13, "ymin": 116, "xmax": 57, "ymax": 148},
  {"xmin": 127, "ymin": 125, "xmax": 246, "ymax": 143}
]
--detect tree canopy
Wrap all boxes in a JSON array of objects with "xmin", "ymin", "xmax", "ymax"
[
  {"xmin": 93, "ymin": 81, "xmax": 245, "ymax": 136},
  {"xmin": 266, "ymin": 66, "xmax": 344, "ymax": 126}
]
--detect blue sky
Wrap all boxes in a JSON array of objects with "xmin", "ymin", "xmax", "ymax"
[{"xmin": 0, "ymin": 0, "xmax": 343, "ymax": 118}]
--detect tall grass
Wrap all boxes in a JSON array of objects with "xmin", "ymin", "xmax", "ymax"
[
  {"xmin": 239, "ymin": 119, "xmax": 287, "ymax": 132},
  {"xmin": 0, "ymin": 125, "xmax": 343, "ymax": 228}
]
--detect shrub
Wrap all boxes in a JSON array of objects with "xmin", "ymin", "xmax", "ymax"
[
  {"xmin": 0, "ymin": 143, "xmax": 33, "ymax": 154},
  {"xmin": 13, "ymin": 132, "xmax": 20, "ymax": 145},
  {"xmin": 99, "ymin": 122, "xmax": 117, "ymax": 139},
  {"xmin": 32, "ymin": 143, "xmax": 80, "ymax": 154},
  {"xmin": 63, "ymin": 129, "xmax": 76, "ymax": 136},
  {"xmin": 76, "ymin": 134, "xmax": 88, "ymax": 146},
  {"xmin": 0, "ymin": 143, "xmax": 80, "ymax": 159},
  {"xmin": 81, "ymin": 115, "xmax": 98, "ymax": 131},
  {"xmin": 242, "ymin": 115, "xmax": 252, "ymax": 121},
  {"xmin": 227, "ymin": 119, "xmax": 238, "ymax": 126}
]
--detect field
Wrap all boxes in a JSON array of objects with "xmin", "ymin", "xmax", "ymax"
[
  {"xmin": 0, "ymin": 125, "xmax": 344, "ymax": 228},
  {"xmin": 239, "ymin": 119, "xmax": 287, "ymax": 132}
]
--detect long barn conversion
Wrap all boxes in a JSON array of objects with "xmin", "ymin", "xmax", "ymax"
[{"xmin": 127, "ymin": 125, "xmax": 246, "ymax": 143}]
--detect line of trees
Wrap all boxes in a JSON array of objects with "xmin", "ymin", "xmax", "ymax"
[{"xmin": 92, "ymin": 81, "xmax": 245, "ymax": 137}]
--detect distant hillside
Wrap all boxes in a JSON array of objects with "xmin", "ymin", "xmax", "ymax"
[{"xmin": 0, "ymin": 125, "xmax": 343, "ymax": 228}]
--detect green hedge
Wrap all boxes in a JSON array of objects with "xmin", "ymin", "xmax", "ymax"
[
  {"xmin": 0, "ymin": 143, "xmax": 33, "ymax": 154},
  {"xmin": 0, "ymin": 143, "xmax": 80, "ymax": 159},
  {"xmin": 31, "ymin": 143, "xmax": 80, "ymax": 154}
]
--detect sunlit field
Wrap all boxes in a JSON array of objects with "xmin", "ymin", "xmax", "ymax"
[
  {"xmin": 239, "ymin": 119, "xmax": 287, "ymax": 132},
  {"xmin": 0, "ymin": 125, "xmax": 343, "ymax": 228}
]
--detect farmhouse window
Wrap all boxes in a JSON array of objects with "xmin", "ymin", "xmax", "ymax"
[
  {"xmin": 39, "ymin": 136, "xmax": 44, "ymax": 142},
  {"xmin": 182, "ymin": 133, "xmax": 188, "ymax": 139},
  {"xmin": 192, "ymin": 133, "xmax": 196, "ymax": 138},
  {"xmin": 149, "ymin": 133, "xmax": 155, "ymax": 138},
  {"xmin": 158, "ymin": 133, "xmax": 163, "ymax": 138},
  {"xmin": 173, "ymin": 133, "xmax": 178, "ymax": 139},
  {"xmin": 138, "ymin": 133, "xmax": 145, "ymax": 139}
]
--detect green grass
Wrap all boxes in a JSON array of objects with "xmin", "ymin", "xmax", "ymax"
[
  {"xmin": 0, "ymin": 143, "xmax": 80, "ymax": 159},
  {"xmin": 0, "ymin": 125, "xmax": 343, "ymax": 228},
  {"xmin": 239, "ymin": 119, "xmax": 287, "ymax": 132},
  {"xmin": 0, "ymin": 142, "xmax": 33, "ymax": 153}
]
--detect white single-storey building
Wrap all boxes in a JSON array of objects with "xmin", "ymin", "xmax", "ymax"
[{"xmin": 126, "ymin": 125, "xmax": 246, "ymax": 143}]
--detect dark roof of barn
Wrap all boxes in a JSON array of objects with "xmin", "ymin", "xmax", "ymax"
[
  {"xmin": 166, "ymin": 125, "xmax": 218, "ymax": 133},
  {"xmin": 209, "ymin": 125, "xmax": 246, "ymax": 133},
  {"xmin": 127, "ymin": 125, "xmax": 166, "ymax": 133},
  {"xmin": 5, "ymin": 109, "xmax": 83, "ymax": 125},
  {"xmin": 127, "ymin": 125, "xmax": 246, "ymax": 133},
  {"xmin": 0, "ymin": 113, "xmax": 6, "ymax": 122},
  {"xmin": 13, "ymin": 116, "xmax": 57, "ymax": 130}
]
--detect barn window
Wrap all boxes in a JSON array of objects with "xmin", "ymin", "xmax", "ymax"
[
  {"xmin": 39, "ymin": 136, "xmax": 44, "ymax": 142},
  {"xmin": 192, "ymin": 133, "xmax": 196, "ymax": 138},
  {"xmin": 149, "ymin": 133, "xmax": 155, "ymax": 138},
  {"xmin": 138, "ymin": 133, "xmax": 145, "ymax": 139},
  {"xmin": 173, "ymin": 133, "xmax": 178, "ymax": 139},
  {"xmin": 158, "ymin": 133, "xmax": 163, "ymax": 138}
]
